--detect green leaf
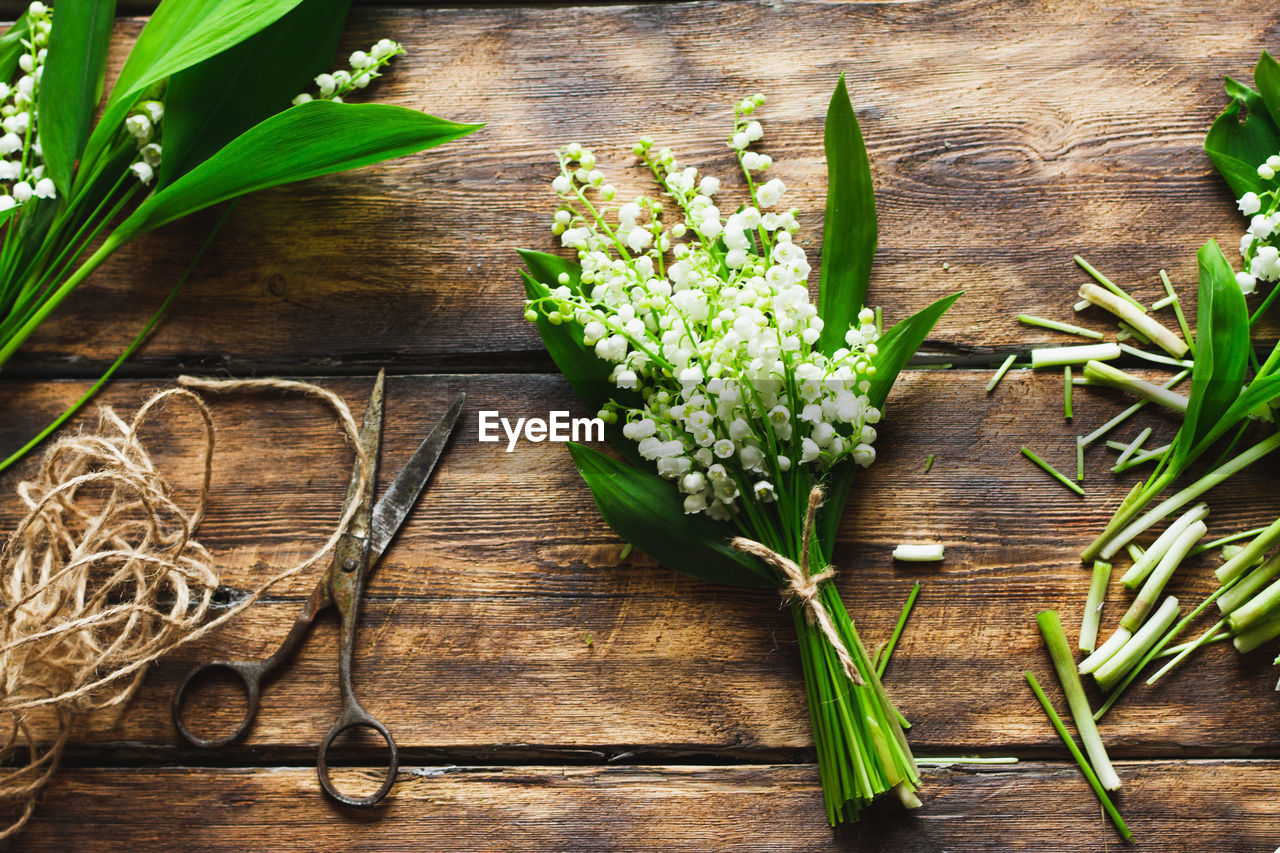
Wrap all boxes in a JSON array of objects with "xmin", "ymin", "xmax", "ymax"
[
  {"xmin": 1172, "ymin": 240, "xmax": 1249, "ymax": 467},
  {"xmin": 79, "ymin": 0, "xmax": 311, "ymax": 188},
  {"xmin": 1205, "ymin": 75, "xmax": 1280, "ymax": 198},
  {"xmin": 519, "ymin": 251, "xmax": 650, "ymax": 468},
  {"xmin": 39, "ymin": 0, "xmax": 116, "ymax": 198},
  {"xmin": 1256, "ymin": 52, "xmax": 1280, "ymax": 125},
  {"xmin": 567, "ymin": 443, "xmax": 774, "ymax": 589},
  {"xmin": 519, "ymin": 247, "xmax": 584, "ymax": 296},
  {"xmin": 0, "ymin": 11, "xmax": 31, "ymax": 83},
  {"xmin": 816, "ymin": 291, "xmax": 961, "ymax": 555},
  {"xmin": 114, "ymin": 100, "xmax": 481, "ymax": 240},
  {"xmin": 157, "ymin": 0, "xmax": 352, "ymax": 188},
  {"xmin": 520, "ymin": 268, "xmax": 614, "ymax": 415},
  {"xmin": 865, "ymin": 292, "xmax": 962, "ymax": 409},
  {"xmin": 817, "ymin": 73, "xmax": 877, "ymax": 355}
]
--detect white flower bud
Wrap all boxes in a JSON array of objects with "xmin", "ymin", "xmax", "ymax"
[
  {"xmin": 125, "ymin": 113, "xmax": 151, "ymax": 141},
  {"xmin": 1239, "ymin": 192, "xmax": 1262, "ymax": 215},
  {"xmin": 683, "ymin": 492, "xmax": 708, "ymax": 514}
]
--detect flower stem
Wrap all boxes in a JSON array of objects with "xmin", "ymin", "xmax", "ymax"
[
  {"xmin": 0, "ymin": 204, "xmax": 234, "ymax": 472},
  {"xmin": 1079, "ymin": 560, "xmax": 1111, "ymax": 653},
  {"xmin": 1096, "ymin": 596, "xmax": 1181, "ymax": 691},
  {"xmin": 1120, "ymin": 504, "xmax": 1209, "ymax": 589},
  {"xmin": 1089, "ymin": 431, "xmax": 1280, "ymax": 561},
  {"xmin": 1159, "ymin": 269, "xmax": 1195, "ymax": 357},
  {"xmin": 1024, "ymin": 671, "xmax": 1133, "ymax": 842},
  {"xmin": 1082, "ymin": 360, "xmax": 1189, "ymax": 413},
  {"xmin": 1031, "ymin": 342, "xmax": 1121, "ymax": 369},
  {"xmin": 0, "ymin": 232, "xmax": 123, "ymax": 371},
  {"xmin": 1036, "ymin": 610, "xmax": 1121, "ymax": 790},
  {"xmin": 1018, "ymin": 313, "xmax": 1103, "ymax": 340},
  {"xmin": 985, "ymin": 353, "xmax": 1017, "ymax": 394},
  {"xmin": 1118, "ymin": 521, "xmax": 1204, "ymax": 631},
  {"xmin": 1218, "ymin": 556, "xmax": 1280, "ymax": 617},
  {"xmin": 876, "ymin": 581, "xmax": 921, "ymax": 678},
  {"xmin": 1021, "ymin": 446, "xmax": 1085, "ymax": 496},
  {"xmin": 1216, "ymin": 516, "xmax": 1280, "ymax": 584}
]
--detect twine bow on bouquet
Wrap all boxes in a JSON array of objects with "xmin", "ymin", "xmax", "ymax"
[{"xmin": 519, "ymin": 78, "xmax": 959, "ymax": 824}]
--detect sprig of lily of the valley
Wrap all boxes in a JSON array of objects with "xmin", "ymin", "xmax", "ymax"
[
  {"xmin": 0, "ymin": 0, "xmax": 480, "ymax": 471},
  {"xmin": 1082, "ymin": 52, "xmax": 1280, "ymax": 569},
  {"xmin": 1011, "ymin": 50, "xmax": 1280, "ymax": 843},
  {"xmin": 520, "ymin": 77, "xmax": 959, "ymax": 825}
]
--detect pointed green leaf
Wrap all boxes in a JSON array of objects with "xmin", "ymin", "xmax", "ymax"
[
  {"xmin": 114, "ymin": 100, "xmax": 480, "ymax": 240},
  {"xmin": 520, "ymin": 249, "xmax": 649, "ymax": 470},
  {"xmin": 1172, "ymin": 240, "xmax": 1249, "ymax": 469},
  {"xmin": 518, "ymin": 247, "xmax": 584, "ymax": 295},
  {"xmin": 815, "ymin": 465, "xmax": 858, "ymax": 559},
  {"xmin": 1205, "ymin": 75, "xmax": 1280, "ymax": 198},
  {"xmin": 520, "ymin": 268, "xmax": 613, "ymax": 414},
  {"xmin": 568, "ymin": 443, "xmax": 774, "ymax": 589},
  {"xmin": 38, "ymin": 0, "xmax": 115, "ymax": 198},
  {"xmin": 79, "ymin": 0, "xmax": 310, "ymax": 187},
  {"xmin": 0, "ymin": 12, "xmax": 30, "ymax": 83},
  {"xmin": 816, "ymin": 291, "xmax": 960, "ymax": 554},
  {"xmin": 157, "ymin": 0, "xmax": 352, "ymax": 188},
  {"xmin": 818, "ymin": 73, "xmax": 877, "ymax": 355},
  {"xmin": 1254, "ymin": 52, "xmax": 1280, "ymax": 137},
  {"xmin": 865, "ymin": 292, "xmax": 962, "ymax": 409}
]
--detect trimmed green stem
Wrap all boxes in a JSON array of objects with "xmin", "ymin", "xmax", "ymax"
[{"xmin": 1036, "ymin": 610, "xmax": 1121, "ymax": 790}]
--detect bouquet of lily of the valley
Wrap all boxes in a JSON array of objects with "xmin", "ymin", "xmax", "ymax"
[
  {"xmin": 519, "ymin": 78, "xmax": 958, "ymax": 824},
  {"xmin": 0, "ymin": 0, "xmax": 478, "ymax": 469}
]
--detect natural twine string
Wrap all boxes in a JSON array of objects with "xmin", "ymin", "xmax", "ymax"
[
  {"xmin": 731, "ymin": 486, "xmax": 864, "ymax": 687},
  {"xmin": 0, "ymin": 376, "xmax": 372, "ymax": 839}
]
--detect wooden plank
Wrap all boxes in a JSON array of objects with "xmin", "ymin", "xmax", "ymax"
[
  {"xmin": 13, "ymin": 761, "xmax": 1280, "ymax": 850},
  {"xmin": 3, "ymin": 370, "xmax": 1278, "ymax": 758},
  {"xmin": 7, "ymin": 0, "xmax": 1274, "ymax": 373}
]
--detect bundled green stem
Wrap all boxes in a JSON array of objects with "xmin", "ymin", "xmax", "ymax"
[{"xmin": 794, "ymin": 575, "xmax": 921, "ymax": 823}]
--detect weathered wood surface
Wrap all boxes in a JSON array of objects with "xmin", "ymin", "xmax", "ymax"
[
  {"xmin": 4, "ymin": 0, "xmax": 1280, "ymax": 849},
  {"xmin": 6, "ymin": 0, "xmax": 1278, "ymax": 376},
  {"xmin": 13, "ymin": 761, "xmax": 1280, "ymax": 851},
  {"xmin": 2, "ymin": 371, "xmax": 1278, "ymax": 764}
]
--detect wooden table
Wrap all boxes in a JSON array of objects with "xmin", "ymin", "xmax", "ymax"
[{"xmin": 3, "ymin": 1, "xmax": 1280, "ymax": 849}]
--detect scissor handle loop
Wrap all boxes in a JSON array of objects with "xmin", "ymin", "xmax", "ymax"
[
  {"xmin": 172, "ymin": 660, "xmax": 265, "ymax": 749},
  {"xmin": 316, "ymin": 710, "xmax": 398, "ymax": 807}
]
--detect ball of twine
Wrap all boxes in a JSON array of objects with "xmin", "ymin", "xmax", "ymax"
[{"xmin": 0, "ymin": 377, "xmax": 369, "ymax": 838}]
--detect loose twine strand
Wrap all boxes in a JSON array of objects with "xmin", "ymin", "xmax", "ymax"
[
  {"xmin": 731, "ymin": 486, "xmax": 864, "ymax": 687},
  {"xmin": 0, "ymin": 376, "xmax": 371, "ymax": 839}
]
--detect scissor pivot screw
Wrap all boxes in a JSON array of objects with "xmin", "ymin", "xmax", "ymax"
[{"xmin": 342, "ymin": 556, "xmax": 359, "ymax": 572}]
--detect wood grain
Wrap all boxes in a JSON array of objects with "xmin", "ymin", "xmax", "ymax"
[
  {"xmin": 4, "ymin": 0, "xmax": 1276, "ymax": 375},
  {"xmin": 3, "ymin": 2, "xmax": 1280, "ymax": 847},
  {"xmin": 3, "ymin": 370, "xmax": 1278, "ymax": 761},
  {"xmin": 11, "ymin": 761, "xmax": 1280, "ymax": 851}
]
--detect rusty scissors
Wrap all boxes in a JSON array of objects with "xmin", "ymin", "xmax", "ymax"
[{"xmin": 173, "ymin": 371, "xmax": 464, "ymax": 807}]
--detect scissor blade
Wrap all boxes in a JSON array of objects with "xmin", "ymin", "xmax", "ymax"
[
  {"xmin": 368, "ymin": 392, "xmax": 465, "ymax": 560},
  {"xmin": 342, "ymin": 370, "xmax": 385, "ymax": 541}
]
